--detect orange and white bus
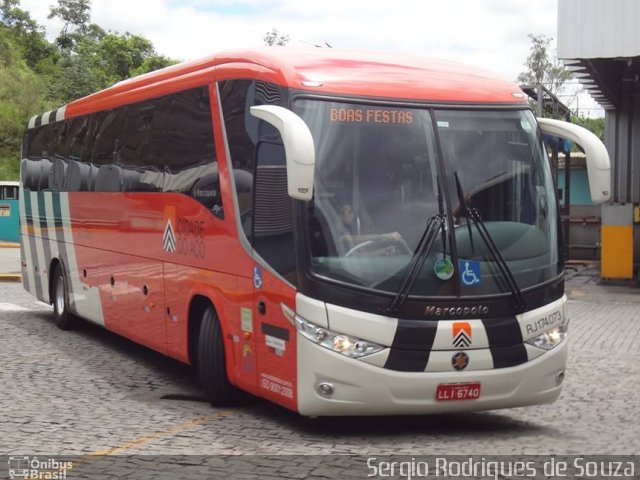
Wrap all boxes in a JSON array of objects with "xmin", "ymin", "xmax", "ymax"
[{"xmin": 19, "ymin": 48, "xmax": 610, "ymax": 415}]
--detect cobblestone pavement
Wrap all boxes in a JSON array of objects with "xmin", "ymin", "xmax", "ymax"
[{"xmin": 0, "ymin": 281, "xmax": 639, "ymax": 477}]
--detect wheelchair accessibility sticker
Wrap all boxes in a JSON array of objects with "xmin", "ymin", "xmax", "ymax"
[
  {"xmin": 253, "ymin": 266, "xmax": 263, "ymax": 289},
  {"xmin": 459, "ymin": 260, "xmax": 481, "ymax": 286}
]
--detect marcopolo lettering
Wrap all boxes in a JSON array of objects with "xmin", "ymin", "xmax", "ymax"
[
  {"xmin": 425, "ymin": 305, "xmax": 489, "ymax": 317},
  {"xmin": 195, "ymin": 188, "xmax": 217, "ymax": 198}
]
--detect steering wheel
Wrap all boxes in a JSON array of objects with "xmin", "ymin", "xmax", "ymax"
[{"xmin": 345, "ymin": 236, "xmax": 412, "ymax": 257}]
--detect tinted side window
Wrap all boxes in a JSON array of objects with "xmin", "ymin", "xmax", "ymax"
[
  {"xmin": 94, "ymin": 109, "xmax": 125, "ymax": 166},
  {"xmin": 220, "ymin": 80, "xmax": 255, "ymax": 238},
  {"xmin": 163, "ymin": 87, "xmax": 214, "ymax": 173},
  {"xmin": 219, "ymin": 80, "xmax": 287, "ymax": 237},
  {"xmin": 219, "ymin": 79, "xmax": 294, "ymax": 283},
  {"xmin": 120, "ymin": 101, "xmax": 155, "ymax": 167},
  {"xmin": 158, "ymin": 87, "xmax": 220, "ymax": 217},
  {"xmin": 24, "ymin": 123, "xmax": 57, "ymax": 190},
  {"xmin": 67, "ymin": 116, "xmax": 89, "ymax": 159},
  {"xmin": 23, "ymin": 86, "xmax": 220, "ymax": 217}
]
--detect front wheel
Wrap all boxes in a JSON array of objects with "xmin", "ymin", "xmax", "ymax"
[
  {"xmin": 52, "ymin": 264, "xmax": 79, "ymax": 330},
  {"xmin": 197, "ymin": 305, "xmax": 237, "ymax": 406}
]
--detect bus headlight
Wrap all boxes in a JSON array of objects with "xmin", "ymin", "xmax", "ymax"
[
  {"xmin": 294, "ymin": 315, "xmax": 384, "ymax": 358},
  {"xmin": 525, "ymin": 319, "xmax": 568, "ymax": 350}
]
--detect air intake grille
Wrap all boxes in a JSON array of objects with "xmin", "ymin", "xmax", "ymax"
[
  {"xmin": 255, "ymin": 81, "xmax": 283, "ymax": 105},
  {"xmin": 254, "ymin": 166, "xmax": 292, "ymax": 236}
]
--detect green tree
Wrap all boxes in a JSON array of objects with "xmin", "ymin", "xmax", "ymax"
[
  {"xmin": 263, "ymin": 28, "xmax": 289, "ymax": 46},
  {"xmin": 1, "ymin": 0, "xmax": 58, "ymax": 73},
  {"xmin": 46, "ymin": 51, "xmax": 99, "ymax": 103},
  {"xmin": 93, "ymin": 33, "xmax": 166, "ymax": 84},
  {"xmin": 518, "ymin": 34, "xmax": 572, "ymax": 96},
  {"xmin": 0, "ymin": 26, "xmax": 48, "ymax": 180},
  {"xmin": 129, "ymin": 52, "xmax": 176, "ymax": 77},
  {"xmin": 46, "ymin": 0, "xmax": 176, "ymax": 104},
  {"xmin": 48, "ymin": 0, "xmax": 91, "ymax": 52},
  {"xmin": 0, "ymin": 0, "xmax": 179, "ymax": 179}
]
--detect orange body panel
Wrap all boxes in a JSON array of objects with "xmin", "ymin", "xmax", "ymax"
[{"xmin": 67, "ymin": 191, "xmax": 248, "ymax": 353}]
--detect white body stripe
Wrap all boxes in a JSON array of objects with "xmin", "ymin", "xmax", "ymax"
[
  {"xmin": 55, "ymin": 106, "xmax": 66, "ymax": 122},
  {"xmin": 18, "ymin": 184, "xmax": 36, "ymax": 294},
  {"xmin": 30, "ymin": 191, "xmax": 49, "ymax": 300},
  {"xmin": 59, "ymin": 193, "xmax": 104, "ymax": 326},
  {"xmin": 43, "ymin": 192, "xmax": 60, "ymax": 261},
  {"xmin": 26, "ymin": 106, "xmax": 66, "ymax": 130},
  {"xmin": 41, "ymin": 110, "xmax": 53, "ymax": 126}
]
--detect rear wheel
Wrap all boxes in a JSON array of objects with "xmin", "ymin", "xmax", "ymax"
[
  {"xmin": 52, "ymin": 264, "xmax": 78, "ymax": 330},
  {"xmin": 197, "ymin": 305, "xmax": 237, "ymax": 406}
]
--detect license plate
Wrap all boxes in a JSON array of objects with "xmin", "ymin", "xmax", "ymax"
[{"xmin": 435, "ymin": 382, "xmax": 481, "ymax": 401}]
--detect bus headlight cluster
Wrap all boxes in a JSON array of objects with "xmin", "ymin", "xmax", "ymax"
[
  {"xmin": 294, "ymin": 315, "xmax": 384, "ymax": 358},
  {"xmin": 525, "ymin": 319, "xmax": 568, "ymax": 350}
]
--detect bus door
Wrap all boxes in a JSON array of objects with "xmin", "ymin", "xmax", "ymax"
[{"xmin": 251, "ymin": 141, "xmax": 298, "ymax": 410}]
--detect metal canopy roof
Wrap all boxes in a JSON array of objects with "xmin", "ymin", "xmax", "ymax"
[
  {"xmin": 519, "ymin": 84, "xmax": 572, "ymax": 119},
  {"xmin": 558, "ymin": 0, "xmax": 640, "ymax": 110},
  {"xmin": 560, "ymin": 58, "xmax": 629, "ymax": 110}
]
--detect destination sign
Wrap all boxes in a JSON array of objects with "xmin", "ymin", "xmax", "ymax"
[{"xmin": 329, "ymin": 108, "xmax": 414, "ymax": 125}]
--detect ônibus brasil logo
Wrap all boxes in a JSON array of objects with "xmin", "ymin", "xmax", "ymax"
[{"xmin": 163, "ymin": 219, "xmax": 176, "ymax": 253}]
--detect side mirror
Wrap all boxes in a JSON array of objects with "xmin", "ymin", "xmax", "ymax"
[
  {"xmin": 537, "ymin": 117, "xmax": 610, "ymax": 204},
  {"xmin": 250, "ymin": 105, "xmax": 315, "ymax": 201}
]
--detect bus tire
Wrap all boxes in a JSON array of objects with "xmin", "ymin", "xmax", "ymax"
[
  {"xmin": 197, "ymin": 305, "xmax": 237, "ymax": 406},
  {"xmin": 52, "ymin": 264, "xmax": 78, "ymax": 330}
]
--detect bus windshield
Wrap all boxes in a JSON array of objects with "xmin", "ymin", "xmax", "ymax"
[{"xmin": 295, "ymin": 99, "xmax": 560, "ymax": 298}]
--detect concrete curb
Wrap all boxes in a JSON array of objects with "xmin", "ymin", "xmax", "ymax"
[
  {"xmin": 0, "ymin": 274, "xmax": 21, "ymax": 282},
  {"xmin": 0, "ymin": 242, "xmax": 20, "ymax": 248}
]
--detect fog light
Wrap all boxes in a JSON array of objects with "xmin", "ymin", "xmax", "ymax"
[
  {"xmin": 556, "ymin": 370, "xmax": 565, "ymax": 385},
  {"xmin": 317, "ymin": 382, "xmax": 334, "ymax": 398}
]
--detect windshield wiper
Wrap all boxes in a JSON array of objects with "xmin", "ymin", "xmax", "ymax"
[
  {"xmin": 386, "ymin": 176, "xmax": 449, "ymax": 316},
  {"xmin": 453, "ymin": 172, "xmax": 527, "ymax": 312},
  {"xmin": 386, "ymin": 213, "xmax": 445, "ymax": 316}
]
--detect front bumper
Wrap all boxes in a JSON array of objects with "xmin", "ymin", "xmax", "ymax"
[{"xmin": 296, "ymin": 333, "xmax": 567, "ymax": 416}]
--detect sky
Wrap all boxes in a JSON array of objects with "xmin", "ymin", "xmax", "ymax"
[{"xmin": 19, "ymin": 0, "xmax": 603, "ymax": 116}]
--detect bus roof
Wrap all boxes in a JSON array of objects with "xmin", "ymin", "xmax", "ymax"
[{"xmin": 44, "ymin": 48, "xmax": 528, "ymax": 121}]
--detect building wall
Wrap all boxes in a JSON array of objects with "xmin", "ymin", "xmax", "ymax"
[
  {"xmin": 558, "ymin": 0, "xmax": 640, "ymax": 59},
  {"xmin": 558, "ymin": 0, "xmax": 640, "ymax": 272},
  {"xmin": 605, "ymin": 91, "xmax": 640, "ymax": 204}
]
